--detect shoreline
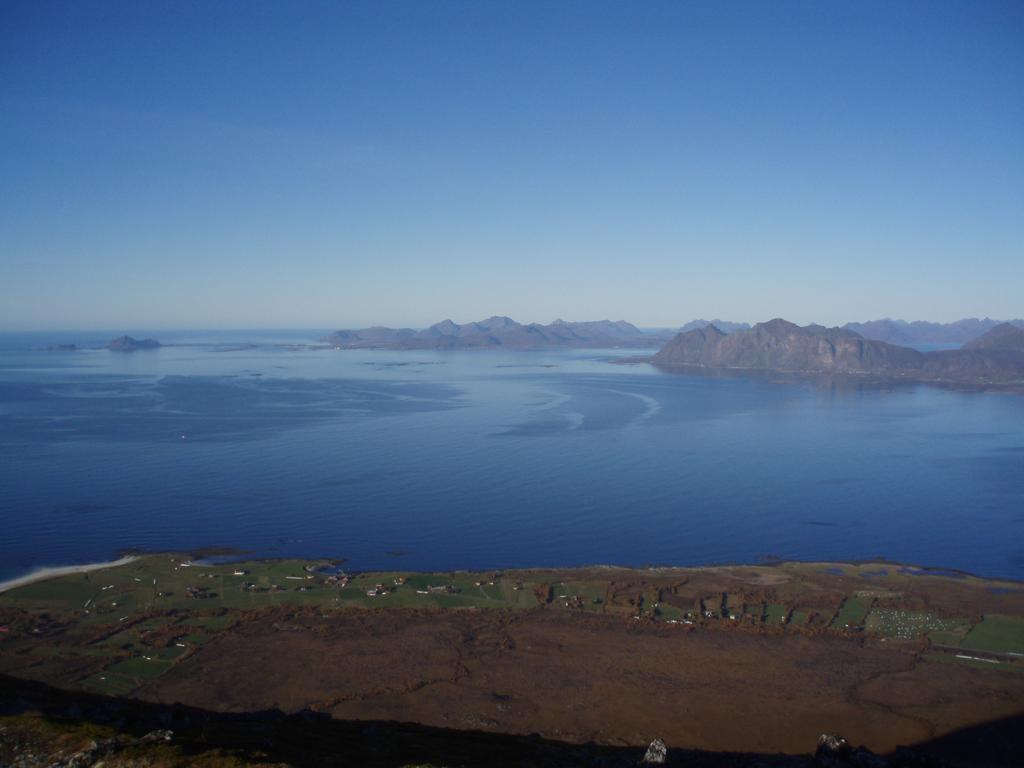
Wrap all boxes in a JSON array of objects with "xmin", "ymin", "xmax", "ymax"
[
  {"xmin": 1, "ymin": 552, "xmax": 1021, "ymax": 595},
  {"xmin": 626, "ymin": 357, "xmax": 1024, "ymax": 392},
  {"xmin": 0, "ymin": 556, "xmax": 138, "ymax": 595}
]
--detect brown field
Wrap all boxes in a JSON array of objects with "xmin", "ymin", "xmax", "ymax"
[
  {"xmin": 134, "ymin": 606, "xmax": 1023, "ymax": 757},
  {"xmin": 2, "ymin": 558, "xmax": 1024, "ymax": 765}
]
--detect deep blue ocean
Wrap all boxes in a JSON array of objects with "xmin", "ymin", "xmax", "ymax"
[{"xmin": 1, "ymin": 330, "xmax": 1022, "ymax": 582}]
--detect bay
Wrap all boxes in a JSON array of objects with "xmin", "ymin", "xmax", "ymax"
[{"xmin": 1, "ymin": 330, "xmax": 1022, "ymax": 581}]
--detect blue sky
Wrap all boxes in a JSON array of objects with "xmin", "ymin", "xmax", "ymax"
[{"xmin": 1, "ymin": 1, "xmax": 1022, "ymax": 330}]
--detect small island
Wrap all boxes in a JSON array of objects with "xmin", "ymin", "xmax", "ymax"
[{"xmin": 107, "ymin": 335, "xmax": 162, "ymax": 351}]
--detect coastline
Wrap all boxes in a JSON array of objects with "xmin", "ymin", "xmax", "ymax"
[
  {"xmin": 616, "ymin": 355, "xmax": 1024, "ymax": 392},
  {"xmin": 1, "ymin": 552, "xmax": 1021, "ymax": 594},
  {"xmin": 0, "ymin": 556, "xmax": 138, "ymax": 595},
  {"xmin": 2, "ymin": 551, "xmax": 1021, "ymax": 760}
]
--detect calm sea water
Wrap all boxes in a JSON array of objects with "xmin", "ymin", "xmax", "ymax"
[{"xmin": 1, "ymin": 330, "xmax": 1022, "ymax": 581}]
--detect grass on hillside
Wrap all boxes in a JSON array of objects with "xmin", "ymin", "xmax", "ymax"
[
  {"xmin": 959, "ymin": 615, "xmax": 1024, "ymax": 655},
  {"xmin": 831, "ymin": 597, "xmax": 870, "ymax": 629}
]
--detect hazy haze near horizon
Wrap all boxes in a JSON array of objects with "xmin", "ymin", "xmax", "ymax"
[{"xmin": 1, "ymin": 1, "xmax": 1022, "ymax": 330}]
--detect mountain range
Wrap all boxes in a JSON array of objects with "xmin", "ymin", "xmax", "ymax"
[
  {"xmin": 842, "ymin": 317, "xmax": 1024, "ymax": 346},
  {"xmin": 323, "ymin": 316, "xmax": 1024, "ymax": 352},
  {"xmin": 652, "ymin": 320, "xmax": 1024, "ymax": 385},
  {"xmin": 323, "ymin": 317, "xmax": 677, "ymax": 349},
  {"xmin": 677, "ymin": 319, "xmax": 751, "ymax": 334}
]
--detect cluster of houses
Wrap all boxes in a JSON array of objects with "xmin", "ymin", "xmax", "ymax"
[
  {"xmin": 558, "ymin": 594, "xmax": 588, "ymax": 609},
  {"xmin": 362, "ymin": 576, "xmax": 415, "ymax": 597}
]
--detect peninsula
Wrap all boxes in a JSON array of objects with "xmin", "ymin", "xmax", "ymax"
[{"xmin": 650, "ymin": 319, "xmax": 1024, "ymax": 386}]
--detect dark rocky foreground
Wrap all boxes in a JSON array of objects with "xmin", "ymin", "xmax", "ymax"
[{"xmin": 4, "ymin": 674, "xmax": 1019, "ymax": 768}]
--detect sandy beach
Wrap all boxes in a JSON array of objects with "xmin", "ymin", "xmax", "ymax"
[{"xmin": 0, "ymin": 556, "xmax": 137, "ymax": 595}]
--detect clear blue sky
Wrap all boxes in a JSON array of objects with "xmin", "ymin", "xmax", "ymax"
[{"xmin": 2, "ymin": 1, "xmax": 1022, "ymax": 330}]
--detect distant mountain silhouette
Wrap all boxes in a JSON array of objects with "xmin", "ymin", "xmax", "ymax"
[
  {"xmin": 964, "ymin": 323, "xmax": 1024, "ymax": 352},
  {"xmin": 323, "ymin": 317, "xmax": 673, "ymax": 349},
  {"xmin": 843, "ymin": 318, "xmax": 1024, "ymax": 346},
  {"xmin": 107, "ymin": 336, "xmax": 161, "ymax": 351},
  {"xmin": 652, "ymin": 320, "xmax": 1024, "ymax": 385},
  {"xmin": 678, "ymin": 319, "xmax": 751, "ymax": 334}
]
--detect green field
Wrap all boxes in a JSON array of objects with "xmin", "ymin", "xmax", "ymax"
[
  {"xmin": 78, "ymin": 655, "xmax": 174, "ymax": 696},
  {"xmin": 654, "ymin": 603, "xmax": 685, "ymax": 621},
  {"xmin": 0, "ymin": 557, "xmax": 542, "ymax": 621},
  {"xmin": 0, "ymin": 557, "xmax": 553, "ymax": 696},
  {"xmin": 3, "ymin": 555, "xmax": 1022, "ymax": 699},
  {"xmin": 555, "ymin": 581, "xmax": 607, "ymax": 612},
  {"xmin": 80, "ymin": 671, "xmax": 139, "ymax": 696},
  {"xmin": 959, "ymin": 615, "xmax": 1024, "ymax": 655},
  {"xmin": 831, "ymin": 597, "xmax": 870, "ymax": 629},
  {"xmin": 765, "ymin": 604, "xmax": 787, "ymax": 624}
]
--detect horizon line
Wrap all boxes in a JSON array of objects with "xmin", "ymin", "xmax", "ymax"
[{"xmin": 2, "ymin": 314, "xmax": 1022, "ymax": 335}]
